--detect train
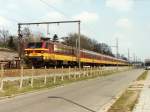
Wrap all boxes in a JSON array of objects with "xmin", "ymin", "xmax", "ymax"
[{"xmin": 24, "ymin": 38, "xmax": 128, "ymax": 67}]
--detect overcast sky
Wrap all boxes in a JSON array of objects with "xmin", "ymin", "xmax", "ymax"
[{"xmin": 0, "ymin": 0, "xmax": 150, "ymax": 60}]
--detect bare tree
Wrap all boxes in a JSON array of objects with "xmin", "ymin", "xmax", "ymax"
[
  {"xmin": 0, "ymin": 28, "xmax": 9, "ymax": 48},
  {"xmin": 7, "ymin": 36, "xmax": 17, "ymax": 50},
  {"xmin": 62, "ymin": 33, "xmax": 95, "ymax": 50},
  {"xmin": 21, "ymin": 27, "xmax": 41, "ymax": 45},
  {"xmin": 21, "ymin": 27, "xmax": 31, "ymax": 38}
]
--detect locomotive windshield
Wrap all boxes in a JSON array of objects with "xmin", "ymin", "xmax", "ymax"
[{"xmin": 27, "ymin": 42, "xmax": 42, "ymax": 48}]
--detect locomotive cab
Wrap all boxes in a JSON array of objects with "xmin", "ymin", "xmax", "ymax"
[
  {"xmin": 25, "ymin": 37, "xmax": 52, "ymax": 54},
  {"xmin": 25, "ymin": 42, "xmax": 49, "ymax": 55},
  {"xmin": 24, "ymin": 38, "xmax": 53, "ymax": 67}
]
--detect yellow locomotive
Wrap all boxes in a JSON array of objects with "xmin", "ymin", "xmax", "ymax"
[{"xmin": 24, "ymin": 38, "xmax": 128, "ymax": 67}]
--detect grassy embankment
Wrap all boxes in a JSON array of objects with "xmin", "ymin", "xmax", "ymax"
[{"xmin": 107, "ymin": 70, "xmax": 148, "ymax": 112}]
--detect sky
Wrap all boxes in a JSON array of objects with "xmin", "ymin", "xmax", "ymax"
[{"xmin": 0, "ymin": 0, "xmax": 150, "ymax": 61}]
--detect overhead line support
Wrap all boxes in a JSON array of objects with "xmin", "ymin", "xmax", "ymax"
[{"xmin": 18, "ymin": 20, "xmax": 81, "ymax": 68}]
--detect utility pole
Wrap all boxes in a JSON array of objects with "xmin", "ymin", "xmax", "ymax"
[
  {"xmin": 116, "ymin": 38, "xmax": 119, "ymax": 58},
  {"xmin": 133, "ymin": 53, "xmax": 135, "ymax": 62},
  {"xmin": 18, "ymin": 24, "xmax": 21, "ymax": 58},
  {"xmin": 136, "ymin": 56, "xmax": 138, "ymax": 63},
  {"xmin": 133, "ymin": 53, "xmax": 136, "ymax": 67},
  {"xmin": 128, "ymin": 48, "xmax": 130, "ymax": 62},
  {"xmin": 78, "ymin": 21, "xmax": 81, "ymax": 69},
  {"xmin": 116, "ymin": 38, "xmax": 119, "ymax": 69},
  {"xmin": 110, "ymin": 38, "xmax": 119, "ymax": 69},
  {"xmin": 18, "ymin": 23, "xmax": 23, "ymax": 67},
  {"xmin": 128, "ymin": 48, "xmax": 130, "ymax": 67}
]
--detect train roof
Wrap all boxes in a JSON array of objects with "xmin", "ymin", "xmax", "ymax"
[{"xmin": 81, "ymin": 49, "xmax": 127, "ymax": 62}]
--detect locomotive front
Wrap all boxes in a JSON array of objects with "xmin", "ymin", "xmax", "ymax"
[{"xmin": 24, "ymin": 38, "xmax": 53, "ymax": 67}]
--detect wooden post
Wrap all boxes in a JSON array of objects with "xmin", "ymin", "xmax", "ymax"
[
  {"xmin": 94, "ymin": 66, "xmax": 96, "ymax": 76},
  {"xmin": 90, "ymin": 67, "xmax": 92, "ymax": 77},
  {"xmin": 116, "ymin": 66, "xmax": 118, "ymax": 71},
  {"xmin": 0, "ymin": 64, "xmax": 4, "ymax": 91},
  {"xmin": 83, "ymin": 67, "xmax": 86, "ymax": 77},
  {"xmin": 94, "ymin": 66, "xmax": 95, "ymax": 76},
  {"xmin": 114, "ymin": 67, "xmax": 116, "ymax": 72},
  {"xmin": 78, "ymin": 68, "xmax": 81, "ymax": 78},
  {"xmin": 53, "ymin": 66, "xmax": 56, "ymax": 84},
  {"xmin": 61, "ymin": 66, "xmax": 64, "ymax": 81},
  {"xmin": 97, "ymin": 66, "xmax": 99, "ymax": 75},
  {"xmin": 31, "ymin": 66, "xmax": 34, "ymax": 87},
  {"xmin": 96, "ymin": 66, "xmax": 98, "ymax": 76},
  {"xmin": 88, "ymin": 67, "xmax": 90, "ymax": 77},
  {"xmin": 44, "ymin": 66, "xmax": 47, "ymax": 85},
  {"xmin": 94, "ymin": 66, "xmax": 96, "ymax": 75},
  {"xmin": 104, "ymin": 67, "xmax": 106, "ymax": 74},
  {"xmin": 68, "ymin": 66, "xmax": 71, "ymax": 80},
  {"xmin": 86, "ymin": 67, "xmax": 89, "ymax": 77},
  {"xmin": 92, "ymin": 66, "xmax": 94, "ymax": 76},
  {"xmin": 74, "ymin": 66, "xmax": 76, "ymax": 80},
  {"xmin": 101, "ymin": 67, "xmax": 103, "ymax": 75},
  {"xmin": 98, "ymin": 66, "xmax": 100, "ymax": 75},
  {"xmin": 97, "ymin": 66, "xmax": 98, "ymax": 75},
  {"xmin": 19, "ymin": 66, "xmax": 23, "ymax": 89}
]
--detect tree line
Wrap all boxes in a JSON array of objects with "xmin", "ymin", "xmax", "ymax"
[
  {"xmin": 0, "ymin": 28, "xmax": 17, "ymax": 50},
  {"xmin": 61, "ymin": 33, "xmax": 114, "ymax": 57}
]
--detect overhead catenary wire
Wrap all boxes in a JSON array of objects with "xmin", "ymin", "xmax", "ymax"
[
  {"xmin": 0, "ymin": 16, "xmax": 19, "ymax": 28},
  {"xmin": 5, "ymin": 17, "xmax": 19, "ymax": 23},
  {"xmin": 39, "ymin": 0, "xmax": 70, "ymax": 19},
  {"xmin": 38, "ymin": 0, "xmax": 97, "ymax": 37}
]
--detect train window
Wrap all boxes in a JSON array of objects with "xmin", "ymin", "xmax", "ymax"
[
  {"xmin": 28, "ymin": 43, "xmax": 35, "ymax": 48},
  {"xmin": 27, "ymin": 42, "xmax": 42, "ymax": 48},
  {"xmin": 35, "ymin": 42, "xmax": 42, "ymax": 48},
  {"xmin": 46, "ymin": 43, "xmax": 49, "ymax": 48}
]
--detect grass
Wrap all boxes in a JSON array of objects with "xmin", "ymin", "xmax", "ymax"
[
  {"xmin": 108, "ymin": 90, "xmax": 140, "ymax": 112},
  {"xmin": 136, "ymin": 70, "xmax": 148, "ymax": 81},
  {"xmin": 0, "ymin": 68, "xmax": 129, "ymax": 98},
  {"xmin": 107, "ymin": 70, "xmax": 148, "ymax": 112}
]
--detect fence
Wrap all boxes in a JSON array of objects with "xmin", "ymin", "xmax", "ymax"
[{"xmin": 0, "ymin": 66, "xmax": 133, "ymax": 92}]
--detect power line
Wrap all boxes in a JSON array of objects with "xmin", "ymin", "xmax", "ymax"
[
  {"xmin": 5, "ymin": 17, "xmax": 19, "ymax": 23},
  {"xmin": 0, "ymin": 16, "xmax": 19, "ymax": 26},
  {"xmin": 39, "ymin": 0, "xmax": 69, "ymax": 18},
  {"xmin": 38, "ymin": 0, "xmax": 97, "ymax": 37}
]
